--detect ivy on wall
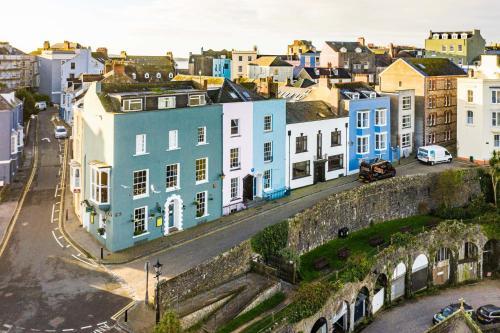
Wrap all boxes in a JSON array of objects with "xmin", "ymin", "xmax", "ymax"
[{"xmin": 251, "ymin": 220, "xmax": 289, "ymax": 262}]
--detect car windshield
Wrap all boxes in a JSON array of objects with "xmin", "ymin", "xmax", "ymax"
[
  {"xmin": 418, "ymin": 149, "xmax": 428, "ymax": 155},
  {"xmin": 442, "ymin": 307, "xmax": 454, "ymax": 317},
  {"xmin": 56, "ymin": 128, "xmax": 66, "ymax": 132}
]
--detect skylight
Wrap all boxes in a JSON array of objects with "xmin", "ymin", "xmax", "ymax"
[
  {"xmin": 417, "ymin": 64, "xmax": 426, "ymax": 69},
  {"xmin": 229, "ymin": 92, "xmax": 238, "ymax": 99}
]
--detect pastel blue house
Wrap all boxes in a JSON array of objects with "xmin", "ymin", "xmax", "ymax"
[
  {"xmin": 333, "ymin": 83, "xmax": 391, "ymax": 173},
  {"xmin": 300, "ymin": 50, "xmax": 321, "ymax": 68},
  {"xmin": 76, "ymin": 80, "xmax": 223, "ymax": 252},
  {"xmin": 213, "ymin": 57, "xmax": 231, "ymax": 79}
]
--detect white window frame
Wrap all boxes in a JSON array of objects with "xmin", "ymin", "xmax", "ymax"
[
  {"xmin": 263, "ymin": 170, "xmax": 272, "ymax": 191},
  {"xmin": 466, "ymin": 110, "xmax": 474, "ymax": 125},
  {"xmin": 357, "ymin": 110, "xmax": 369, "ymax": 129},
  {"xmin": 402, "ymin": 96, "xmax": 411, "ymax": 110},
  {"xmin": 135, "ymin": 134, "xmax": 147, "ymax": 155},
  {"xmin": 10, "ymin": 133, "xmax": 17, "ymax": 155},
  {"xmin": 195, "ymin": 158, "xmax": 208, "ymax": 184},
  {"xmin": 375, "ymin": 109, "xmax": 387, "ymax": 126},
  {"xmin": 133, "ymin": 169, "xmax": 149, "ymax": 199},
  {"xmin": 189, "ymin": 94, "xmax": 206, "ymax": 107},
  {"xmin": 467, "ymin": 90, "xmax": 474, "ymax": 103},
  {"xmin": 357, "ymin": 135, "xmax": 369, "ymax": 155},
  {"xmin": 230, "ymin": 177, "xmax": 239, "ymax": 200},
  {"xmin": 492, "ymin": 111, "xmax": 500, "ymax": 127},
  {"xmin": 197, "ymin": 126, "xmax": 207, "ymax": 145},
  {"xmin": 165, "ymin": 163, "xmax": 180, "ymax": 192},
  {"xmin": 375, "ymin": 132, "xmax": 387, "ymax": 151},
  {"xmin": 264, "ymin": 141, "xmax": 273, "ymax": 163},
  {"xmin": 492, "ymin": 90, "xmax": 500, "ymax": 104},
  {"xmin": 195, "ymin": 191, "xmax": 208, "ymax": 218},
  {"xmin": 230, "ymin": 119, "xmax": 240, "ymax": 136},
  {"xmin": 401, "ymin": 133, "xmax": 411, "ymax": 148},
  {"xmin": 122, "ymin": 98, "xmax": 143, "ymax": 112},
  {"xmin": 158, "ymin": 96, "xmax": 176, "ymax": 109},
  {"xmin": 133, "ymin": 206, "xmax": 148, "ymax": 237},
  {"xmin": 168, "ymin": 130, "xmax": 179, "ymax": 150},
  {"xmin": 264, "ymin": 115, "xmax": 273, "ymax": 132},
  {"xmin": 70, "ymin": 165, "xmax": 81, "ymax": 192},
  {"xmin": 402, "ymin": 115, "xmax": 411, "ymax": 129},
  {"xmin": 230, "ymin": 147, "xmax": 240, "ymax": 170},
  {"xmin": 90, "ymin": 167, "xmax": 110, "ymax": 205},
  {"xmin": 494, "ymin": 134, "xmax": 500, "ymax": 148}
]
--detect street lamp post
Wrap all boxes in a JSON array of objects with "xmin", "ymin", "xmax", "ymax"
[{"xmin": 153, "ymin": 259, "xmax": 163, "ymax": 324}]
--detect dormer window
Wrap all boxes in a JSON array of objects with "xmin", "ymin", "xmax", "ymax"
[
  {"xmin": 369, "ymin": 92, "xmax": 377, "ymax": 99},
  {"xmin": 461, "ymin": 33, "xmax": 468, "ymax": 39},
  {"xmin": 452, "ymin": 33, "xmax": 458, "ymax": 39},
  {"xmin": 340, "ymin": 47, "xmax": 347, "ymax": 53},
  {"xmin": 355, "ymin": 47, "xmax": 362, "ymax": 53},
  {"xmin": 433, "ymin": 34, "xmax": 440, "ymax": 39},
  {"xmin": 346, "ymin": 92, "xmax": 359, "ymax": 100},
  {"xmin": 158, "ymin": 96, "xmax": 176, "ymax": 109},
  {"xmin": 156, "ymin": 72, "xmax": 162, "ymax": 79},
  {"xmin": 189, "ymin": 94, "xmax": 206, "ymax": 107},
  {"xmin": 122, "ymin": 99, "xmax": 143, "ymax": 112},
  {"xmin": 144, "ymin": 72, "xmax": 150, "ymax": 79},
  {"xmin": 131, "ymin": 73, "xmax": 137, "ymax": 80},
  {"xmin": 442, "ymin": 33, "xmax": 448, "ymax": 39}
]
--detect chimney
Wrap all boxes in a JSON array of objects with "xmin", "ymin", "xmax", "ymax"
[
  {"xmin": 43, "ymin": 41, "xmax": 50, "ymax": 50},
  {"xmin": 105, "ymin": 63, "xmax": 113, "ymax": 74},
  {"xmin": 318, "ymin": 77, "xmax": 331, "ymax": 89},
  {"xmin": 357, "ymin": 37, "xmax": 366, "ymax": 46},
  {"xmin": 203, "ymin": 79, "xmax": 208, "ymax": 90},
  {"xmin": 97, "ymin": 47, "xmax": 108, "ymax": 57},
  {"xmin": 113, "ymin": 62, "xmax": 125, "ymax": 76},
  {"xmin": 64, "ymin": 41, "xmax": 71, "ymax": 50},
  {"xmin": 120, "ymin": 51, "xmax": 127, "ymax": 59}
]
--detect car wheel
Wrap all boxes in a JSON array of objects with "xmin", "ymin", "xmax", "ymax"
[
  {"xmin": 448, "ymin": 158, "xmax": 452, "ymax": 163},
  {"xmin": 430, "ymin": 161, "xmax": 435, "ymax": 166}
]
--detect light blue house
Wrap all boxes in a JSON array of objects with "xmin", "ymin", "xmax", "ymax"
[
  {"xmin": 299, "ymin": 50, "xmax": 321, "ymax": 68},
  {"xmin": 213, "ymin": 57, "xmax": 232, "ymax": 79},
  {"xmin": 76, "ymin": 80, "xmax": 223, "ymax": 251},
  {"xmin": 333, "ymin": 82, "xmax": 391, "ymax": 173}
]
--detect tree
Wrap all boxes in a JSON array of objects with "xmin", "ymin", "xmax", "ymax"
[
  {"xmin": 153, "ymin": 309, "xmax": 182, "ymax": 333},
  {"xmin": 15, "ymin": 88, "xmax": 36, "ymax": 121},
  {"xmin": 489, "ymin": 150, "xmax": 500, "ymax": 207}
]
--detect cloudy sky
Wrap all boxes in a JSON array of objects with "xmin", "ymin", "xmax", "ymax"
[{"xmin": 2, "ymin": 0, "xmax": 498, "ymax": 58}]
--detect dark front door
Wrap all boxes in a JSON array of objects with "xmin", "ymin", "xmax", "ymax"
[
  {"xmin": 314, "ymin": 162, "xmax": 326, "ymax": 184},
  {"xmin": 243, "ymin": 175, "xmax": 254, "ymax": 202},
  {"xmin": 168, "ymin": 202, "xmax": 175, "ymax": 228}
]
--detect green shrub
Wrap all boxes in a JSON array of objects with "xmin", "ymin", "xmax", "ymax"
[
  {"xmin": 337, "ymin": 254, "xmax": 373, "ymax": 283},
  {"xmin": 15, "ymin": 88, "xmax": 36, "ymax": 121},
  {"xmin": 153, "ymin": 309, "xmax": 182, "ymax": 333},
  {"xmin": 251, "ymin": 221, "xmax": 288, "ymax": 262},
  {"xmin": 432, "ymin": 169, "xmax": 463, "ymax": 208},
  {"xmin": 278, "ymin": 247, "xmax": 301, "ymax": 267},
  {"xmin": 285, "ymin": 281, "xmax": 334, "ymax": 323}
]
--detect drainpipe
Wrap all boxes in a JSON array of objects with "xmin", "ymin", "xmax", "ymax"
[
  {"xmin": 287, "ymin": 130, "xmax": 291, "ymax": 189},
  {"xmin": 345, "ymin": 122, "xmax": 349, "ymax": 174}
]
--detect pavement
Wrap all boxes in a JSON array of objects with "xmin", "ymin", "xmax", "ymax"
[
  {"xmin": 0, "ymin": 110, "xmax": 132, "ymax": 332},
  {"xmin": 364, "ymin": 279, "xmax": 500, "ymax": 333}
]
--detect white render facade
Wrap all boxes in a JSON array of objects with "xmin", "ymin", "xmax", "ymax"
[
  {"xmin": 247, "ymin": 65, "xmax": 294, "ymax": 83},
  {"xmin": 457, "ymin": 55, "xmax": 500, "ymax": 163},
  {"xmin": 231, "ymin": 50, "xmax": 257, "ymax": 80}
]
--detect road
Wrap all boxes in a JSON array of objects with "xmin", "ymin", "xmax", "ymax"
[
  {"xmin": 0, "ymin": 111, "xmax": 131, "ymax": 332},
  {"xmin": 108, "ymin": 151, "xmax": 474, "ymax": 303},
  {"xmin": 364, "ymin": 279, "xmax": 500, "ymax": 333}
]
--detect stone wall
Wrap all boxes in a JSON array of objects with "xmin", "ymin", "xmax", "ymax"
[
  {"xmin": 288, "ymin": 169, "xmax": 481, "ymax": 254},
  {"xmin": 159, "ymin": 240, "xmax": 253, "ymax": 306}
]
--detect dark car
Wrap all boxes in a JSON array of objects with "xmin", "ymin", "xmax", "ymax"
[
  {"xmin": 476, "ymin": 304, "xmax": 500, "ymax": 324},
  {"xmin": 433, "ymin": 302, "xmax": 474, "ymax": 324},
  {"xmin": 359, "ymin": 159, "xmax": 396, "ymax": 182}
]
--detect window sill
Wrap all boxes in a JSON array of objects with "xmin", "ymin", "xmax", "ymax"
[
  {"xmin": 195, "ymin": 213, "xmax": 210, "ymax": 219},
  {"xmin": 166, "ymin": 147, "xmax": 181, "ymax": 152},
  {"xmin": 264, "ymin": 160, "xmax": 273, "ymax": 164},
  {"xmin": 230, "ymin": 134, "xmax": 241, "ymax": 138},
  {"xmin": 292, "ymin": 174, "xmax": 311, "ymax": 180},
  {"xmin": 133, "ymin": 194, "xmax": 149, "ymax": 200},
  {"xmin": 375, "ymin": 148, "xmax": 387, "ymax": 151},
  {"xmin": 295, "ymin": 151, "xmax": 308, "ymax": 154},
  {"xmin": 195, "ymin": 180, "xmax": 208, "ymax": 185},
  {"xmin": 375, "ymin": 124, "xmax": 387, "ymax": 127},
  {"xmin": 230, "ymin": 167, "xmax": 241, "ymax": 171},
  {"xmin": 230, "ymin": 197, "xmax": 241, "ymax": 202},
  {"xmin": 330, "ymin": 144, "xmax": 341, "ymax": 147},
  {"xmin": 196, "ymin": 142, "xmax": 209, "ymax": 146},
  {"xmin": 133, "ymin": 231, "xmax": 150, "ymax": 239},
  {"xmin": 133, "ymin": 152, "xmax": 150, "ymax": 157},
  {"xmin": 264, "ymin": 130, "xmax": 273, "ymax": 133},
  {"xmin": 166, "ymin": 187, "xmax": 181, "ymax": 193},
  {"xmin": 263, "ymin": 188, "xmax": 273, "ymax": 193}
]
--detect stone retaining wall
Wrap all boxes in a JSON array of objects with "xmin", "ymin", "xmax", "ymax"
[{"xmin": 288, "ymin": 169, "xmax": 481, "ymax": 254}]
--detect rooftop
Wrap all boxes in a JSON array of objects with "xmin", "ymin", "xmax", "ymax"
[
  {"xmin": 403, "ymin": 58, "xmax": 466, "ymax": 76},
  {"xmin": 302, "ymin": 67, "xmax": 351, "ymax": 79},
  {"xmin": 215, "ymin": 79, "xmax": 264, "ymax": 103},
  {"xmin": 250, "ymin": 56, "xmax": 293, "ymax": 67},
  {"xmin": 334, "ymin": 82, "xmax": 381, "ymax": 100},
  {"xmin": 324, "ymin": 41, "xmax": 372, "ymax": 54},
  {"xmin": 286, "ymin": 100, "xmax": 344, "ymax": 124}
]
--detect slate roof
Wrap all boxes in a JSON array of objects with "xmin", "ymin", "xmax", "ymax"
[
  {"xmin": 0, "ymin": 44, "xmax": 25, "ymax": 56},
  {"xmin": 333, "ymin": 82, "xmax": 381, "ymax": 100},
  {"xmin": 293, "ymin": 78, "xmax": 316, "ymax": 88},
  {"xmin": 92, "ymin": 52, "xmax": 109, "ymax": 64},
  {"xmin": 324, "ymin": 41, "xmax": 372, "ymax": 54},
  {"xmin": 301, "ymin": 67, "xmax": 351, "ymax": 80},
  {"xmin": 286, "ymin": 101, "xmax": 344, "ymax": 124},
  {"xmin": 215, "ymin": 79, "xmax": 264, "ymax": 103},
  {"xmin": 0, "ymin": 95, "xmax": 11, "ymax": 109},
  {"xmin": 250, "ymin": 56, "xmax": 293, "ymax": 67},
  {"xmin": 402, "ymin": 58, "xmax": 467, "ymax": 77}
]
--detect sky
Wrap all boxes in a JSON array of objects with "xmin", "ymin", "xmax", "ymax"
[{"xmin": 1, "ymin": 0, "xmax": 498, "ymax": 59}]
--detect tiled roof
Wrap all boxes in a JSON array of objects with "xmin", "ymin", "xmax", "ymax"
[
  {"xmin": 286, "ymin": 101, "xmax": 344, "ymax": 124},
  {"xmin": 215, "ymin": 79, "xmax": 264, "ymax": 103},
  {"xmin": 403, "ymin": 58, "xmax": 467, "ymax": 76},
  {"xmin": 324, "ymin": 41, "xmax": 372, "ymax": 54},
  {"xmin": 250, "ymin": 56, "xmax": 293, "ymax": 67},
  {"xmin": 302, "ymin": 67, "xmax": 351, "ymax": 79}
]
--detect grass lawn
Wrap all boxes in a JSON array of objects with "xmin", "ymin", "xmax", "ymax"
[
  {"xmin": 216, "ymin": 292, "xmax": 286, "ymax": 333},
  {"xmin": 300, "ymin": 215, "xmax": 441, "ymax": 282}
]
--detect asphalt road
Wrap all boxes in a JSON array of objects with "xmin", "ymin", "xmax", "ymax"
[
  {"xmin": 109, "ymin": 151, "xmax": 474, "ymax": 302},
  {"xmin": 363, "ymin": 279, "xmax": 500, "ymax": 333},
  {"xmin": 0, "ymin": 111, "xmax": 131, "ymax": 332}
]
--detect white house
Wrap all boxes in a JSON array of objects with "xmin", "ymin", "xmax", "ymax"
[
  {"xmin": 381, "ymin": 89, "xmax": 416, "ymax": 157},
  {"xmin": 247, "ymin": 56, "xmax": 294, "ymax": 83},
  {"xmin": 457, "ymin": 54, "xmax": 500, "ymax": 164},
  {"xmin": 285, "ymin": 101, "xmax": 349, "ymax": 189},
  {"xmin": 60, "ymin": 74, "xmax": 102, "ymax": 124}
]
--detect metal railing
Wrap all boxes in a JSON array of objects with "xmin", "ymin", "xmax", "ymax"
[{"xmin": 263, "ymin": 187, "xmax": 290, "ymax": 201}]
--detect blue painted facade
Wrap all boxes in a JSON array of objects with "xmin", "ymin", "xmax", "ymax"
[
  {"xmin": 300, "ymin": 52, "xmax": 320, "ymax": 68},
  {"xmin": 347, "ymin": 96, "xmax": 392, "ymax": 173},
  {"xmin": 213, "ymin": 58, "xmax": 232, "ymax": 79},
  {"xmin": 252, "ymin": 99, "xmax": 287, "ymax": 199}
]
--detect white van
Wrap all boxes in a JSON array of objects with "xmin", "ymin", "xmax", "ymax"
[
  {"xmin": 417, "ymin": 145, "xmax": 452, "ymax": 165},
  {"xmin": 35, "ymin": 101, "xmax": 47, "ymax": 110}
]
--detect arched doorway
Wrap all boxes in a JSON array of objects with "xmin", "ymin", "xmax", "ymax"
[
  {"xmin": 458, "ymin": 242, "xmax": 479, "ymax": 282},
  {"xmin": 391, "ymin": 262, "xmax": 406, "ymax": 300},
  {"xmin": 411, "ymin": 254, "xmax": 429, "ymax": 292},
  {"xmin": 483, "ymin": 240, "xmax": 499, "ymax": 278},
  {"xmin": 164, "ymin": 194, "xmax": 183, "ymax": 235},
  {"xmin": 353, "ymin": 287, "xmax": 369, "ymax": 326},
  {"xmin": 372, "ymin": 274, "xmax": 387, "ymax": 314},
  {"xmin": 332, "ymin": 301, "xmax": 349, "ymax": 333},
  {"xmin": 311, "ymin": 317, "xmax": 327, "ymax": 333},
  {"xmin": 433, "ymin": 247, "xmax": 452, "ymax": 285}
]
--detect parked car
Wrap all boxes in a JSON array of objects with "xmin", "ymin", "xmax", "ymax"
[
  {"xmin": 359, "ymin": 159, "xmax": 396, "ymax": 182},
  {"xmin": 54, "ymin": 126, "xmax": 68, "ymax": 139},
  {"xmin": 417, "ymin": 145, "xmax": 452, "ymax": 165},
  {"xmin": 35, "ymin": 101, "xmax": 47, "ymax": 111},
  {"xmin": 433, "ymin": 302, "xmax": 474, "ymax": 324},
  {"xmin": 476, "ymin": 304, "xmax": 500, "ymax": 324}
]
